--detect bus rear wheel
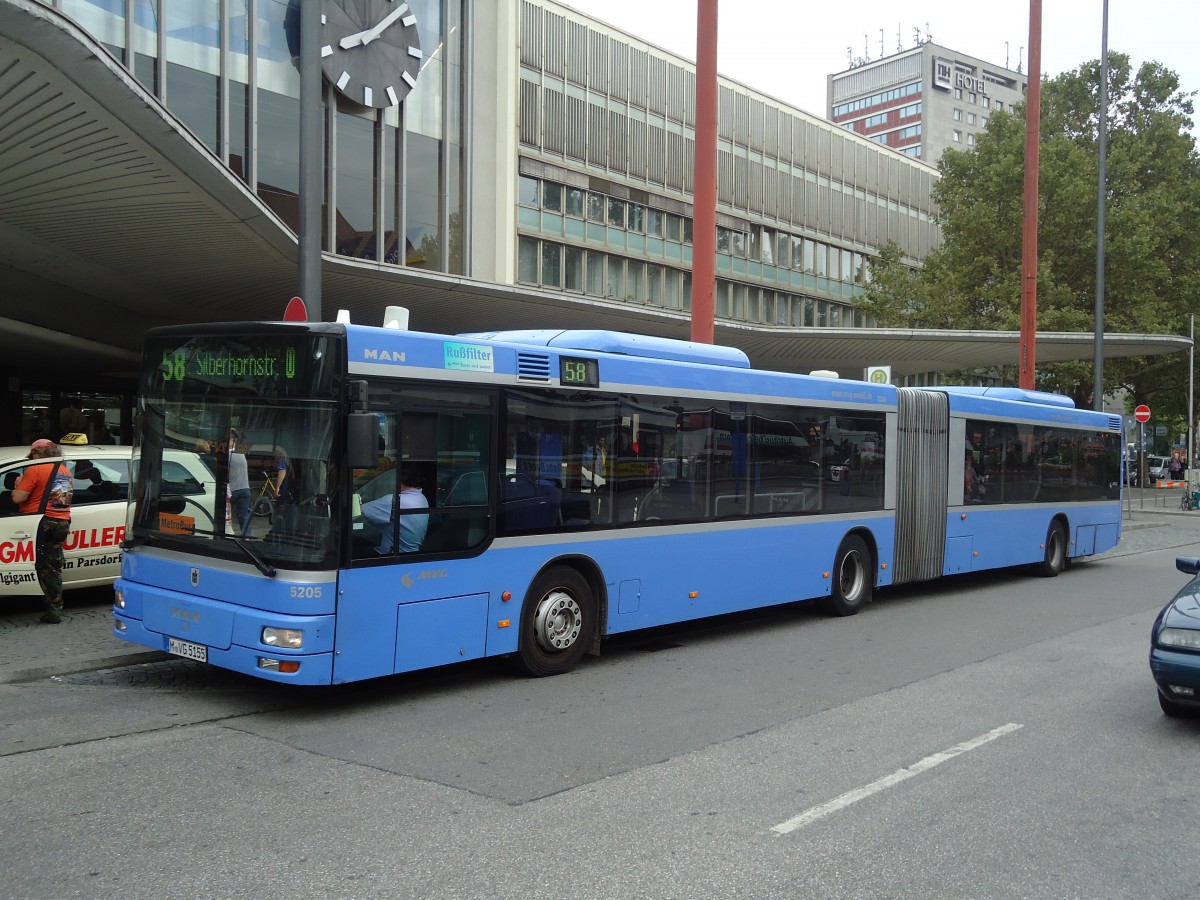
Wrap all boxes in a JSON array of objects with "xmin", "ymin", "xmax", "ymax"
[
  {"xmin": 515, "ymin": 566, "xmax": 595, "ymax": 677},
  {"xmin": 1037, "ymin": 521, "xmax": 1067, "ymax": 577},
  {"xmin": 822, "ymin": 535, "xmax": 872, "ymax": 616}
]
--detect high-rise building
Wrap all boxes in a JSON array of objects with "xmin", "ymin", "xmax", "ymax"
[{"xmin": 828, "ymin": 42, "xmax": 1027, "ymax": 162}]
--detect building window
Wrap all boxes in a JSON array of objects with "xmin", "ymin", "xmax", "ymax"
[
  {"xmin": 627, "ymin": 203, "xmax": 644, "ymax": 233},
  {"xmin": 664, "ymin": 213, "xmax": 682, "ymax": 242},
  {"xmin": 716, "ymin": 225, "xmax": 731, "ymax": 254},
  {"xmin": 518, "ymin": 236, "xmax": 539, "ymax": 284},
  {"xmin": 586, "ymin": 251, "xmax": 605, "ymax": 294},
  {"xmin": 564, "ymin": 247, "xmax": 584, "ymax": 291},
  {"xmin": 542, "ymin": 181, "xmax": 562, "ymax": 212},
  {"xmin": 995, "ymin": 100, "xmax": 1004, "ymax": 111},
  {"xmin": 606, "ymin": 255, "xmax": 624, "ymax": 297},
  {"xmin": 967, "ymin": 133, "xmax": 976, "ymax": 146},
  {"xmin": 968, "ymin": 91, "xmax": 977, "ymax": 103},
  {"xmin": 953, "ymin": 130, "xmax": 962, "ymax": 142},
  {"xmin": 983, "ymin": 96, "xmax": 991, "ymax": 108},
  {"xmin": 518, "ymin": 175, "xmax": 538, "ymax": 207},
  {"xmin": 953, "ymin": 108, "xmax": 962, "ymax": 121},
  {"xmin": 565, "ymin": 186, "xmax": 585, "ymax": 217},
  {"xmin": 981, "ymin": 116, "xmax": 988, "ymax": 127},
  {"xmin": 954, "ymin": 87, "xmax": 962, "ymax": 99},
  {"xmin": 967, "ymin": 112, "xmax": 976, "ymax": 125},
  {"xmin": 647, "ymin": 208, "xmax": 664, "ymax": 238},
  {"xmin": 607, "ymin": 197, "xmax": 625, "ymax": 228}
]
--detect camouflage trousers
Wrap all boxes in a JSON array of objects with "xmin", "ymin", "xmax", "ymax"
[{"xmin": 35, "ymin": 516, "xmax": 70, "ymax": 615}]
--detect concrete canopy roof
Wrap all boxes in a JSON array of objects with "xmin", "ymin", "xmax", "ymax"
[{"xmin": 0, "ymin": 0, "xmax": 1190, "ymax": 389}]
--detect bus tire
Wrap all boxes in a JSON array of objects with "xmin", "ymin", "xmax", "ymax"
[
  {"xmin": 515, "ymin": 566, "xmax": 595, "ymax": 677},
  {"xmin": 822, "ymin": 535, "xmax": 872, "ymax": 616},
  {"xmin": 1036, "ymin": 520, "xmax": 1068, "ymax": 577}
]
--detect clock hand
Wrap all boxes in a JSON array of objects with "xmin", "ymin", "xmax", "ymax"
[{"xmin": 338, "ymin": 3, "xmax": 410, "ymax": 50}]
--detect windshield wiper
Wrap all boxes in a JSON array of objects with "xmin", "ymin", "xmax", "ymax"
[{"xmin": 229, "ymin": 535, "xmax": 277, "ymax": 577}]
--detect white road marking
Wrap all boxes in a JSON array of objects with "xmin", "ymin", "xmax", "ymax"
[{"xmin": 771, "ymin": 722, "xmax": 1024, "ymax": 835}]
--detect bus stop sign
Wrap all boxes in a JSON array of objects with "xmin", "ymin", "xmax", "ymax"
[{"xmin": 1134, "ymin": 405, "xmax": 1151, "ymax": 423}]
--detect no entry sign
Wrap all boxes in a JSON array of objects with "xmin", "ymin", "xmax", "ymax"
[{"xmin": 1134, "ymin": 405, "xmax": 1151, "ymax": 423}]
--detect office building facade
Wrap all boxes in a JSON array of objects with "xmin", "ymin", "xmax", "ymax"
[
  {"xmin": 2, "ymin": 0, "xmax": 942, "ymax": 443},
  {"xmin": 829, "ymin": 42, "xmax": 1027, "ymax": 162}
]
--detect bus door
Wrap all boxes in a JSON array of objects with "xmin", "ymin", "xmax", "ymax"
[
  {"xmin": 339, "ymin": 384, "xmax": 495, "ymax": 681},
  {"xmin": 892, "ymin": 388, "xmax": 949, "ymax": 584}
]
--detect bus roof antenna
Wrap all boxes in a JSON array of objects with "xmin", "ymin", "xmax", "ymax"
[{"xmin": 383, "ymin": 306, "xmax": 410, "ymax": 330}]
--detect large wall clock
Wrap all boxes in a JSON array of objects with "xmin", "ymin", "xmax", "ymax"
[{"xmin": 319, "ymin": 1, "xmax": 423, "ymax": 108}]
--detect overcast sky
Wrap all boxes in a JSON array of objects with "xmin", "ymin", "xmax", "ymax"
[{"xmin": 560, "ymin": 0, "xmax": 1199, "ymax": 132}]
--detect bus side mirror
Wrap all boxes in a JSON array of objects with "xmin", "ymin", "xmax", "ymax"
[{"xmin": 347, "ymin": 413, "xmax": 379, "ymax": 469}]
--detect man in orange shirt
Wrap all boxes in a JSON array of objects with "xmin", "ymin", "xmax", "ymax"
[{"xmin": 11, "ymin": 439, "xmax": 74, "ymax": 624}]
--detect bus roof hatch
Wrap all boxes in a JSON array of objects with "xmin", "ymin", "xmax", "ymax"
[{"xmin": 459, "ymin": 329, "xmax": 752, "ymax": 369}]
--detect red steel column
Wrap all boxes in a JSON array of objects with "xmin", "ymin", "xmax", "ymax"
[
  {"xmin": 690, "ymin": 0, "xmax": 718, "ymax": 344},
  {"xmin": 1019, "ymin": 0, "xmax": 1042, "ymax": 389}
]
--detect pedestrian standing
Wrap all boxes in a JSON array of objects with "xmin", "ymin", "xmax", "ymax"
[
  {"xmin": 1169, "ymin": 452, "xmax": 1185, "ymax": 483},
  {"xmin": 11, "ymin": 439, "xmax": 74, "ymax": 624},
  {"xmin": 228, "ymin": 433, "xmax": 252, "ymax": 536}
]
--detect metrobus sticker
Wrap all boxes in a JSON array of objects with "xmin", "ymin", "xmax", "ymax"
[
  {"xmin": 158, "ymin": 512, "xmax": 196, "ymax": 535},
  {"xmin": 443, "ymin": 342, "xmax": 494, "ymax": 373}
]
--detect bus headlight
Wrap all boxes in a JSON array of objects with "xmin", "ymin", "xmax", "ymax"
[
  {"xmin": 261, "ymin": 627, "xmax": 303, "ymax": 649},
  {"xmin": 113, "ymin": 588, "xmax": 125, "ymax": 609}
]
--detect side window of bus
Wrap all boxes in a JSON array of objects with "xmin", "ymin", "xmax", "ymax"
[
  {"xmin": 741, "ymin": 405, "xmax": 822, "ymax": 516},
  {"xmin": 964, "ymin": 420, "xmax": 1118, "ymax": 504},
  {"xmin": 501, "ymin": 388, "xmax": 621, "ymax": 533},
  {"xmin": 423, "ymin": 408, "xmax": 491, "ymax": 553}
]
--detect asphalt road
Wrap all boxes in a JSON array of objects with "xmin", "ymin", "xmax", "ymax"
[{"xmin": 2, "ymin": 518, "xmax": 1199, "ymax": 899}]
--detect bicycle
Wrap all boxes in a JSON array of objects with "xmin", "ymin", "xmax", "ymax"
[
  {"xmin": 251, "ymin": 477, "xmax": 279, "ymax": 518},
  {"xmin": 1181, "ymin": 483, "xmax": 1200, "ymax": 511}
]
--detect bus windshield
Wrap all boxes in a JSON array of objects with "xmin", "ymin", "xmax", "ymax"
[{"xmin": 128, "ymin": 330, "xmax": 345, "ymax": 570}]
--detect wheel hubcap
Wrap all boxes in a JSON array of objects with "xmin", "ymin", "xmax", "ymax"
[
  {"xmin": 534, "ymin": 590, "xmax": 583, "ymax": 652},
  {"xmin": 839, "ymin": 552, "xmax": 864, "ymax": 600}
]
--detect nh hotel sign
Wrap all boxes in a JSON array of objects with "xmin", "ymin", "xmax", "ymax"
[{"xmin": 933, "ymin": 57, "xmax": 988, "ymax": 95}]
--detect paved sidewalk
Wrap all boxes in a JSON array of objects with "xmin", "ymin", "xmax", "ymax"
[
  {"xmin": 0, "ymin": 596, "xmax": 164, "ymax": 685},
  {"xmin": 0, "ymin": 506, "xmax": 1192, "ymax": 685}
]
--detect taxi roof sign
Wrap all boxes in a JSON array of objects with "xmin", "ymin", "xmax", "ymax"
[{"xmin": 59, "ymin": 433, "xmax": 90, "ymax": 445}]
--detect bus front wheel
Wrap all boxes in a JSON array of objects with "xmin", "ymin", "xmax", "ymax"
[
  {"xmin": 1037, "ymin": 521, "xmax": 1068, "ymax": 577},
  {"xmin": 822, "ymin": 535, "xmax": 872, "ymax": 616},
  {"xmin": 515, "ymin": 567, "xmax": 595, "ymax": 677}
]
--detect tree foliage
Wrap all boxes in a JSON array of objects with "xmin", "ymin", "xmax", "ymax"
[{"xmin": 857, "ymin": 54, "xmax": 1200, "ymax": 416}]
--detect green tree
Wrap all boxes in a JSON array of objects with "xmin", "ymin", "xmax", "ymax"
[{"xmin": 858, "ymin": 54, "xmax": 1200, "ymax": 415}]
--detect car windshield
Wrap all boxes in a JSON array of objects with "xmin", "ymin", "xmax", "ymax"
[{"xmin": 128, "ymin": 399, "xmax": 341, "ymax": 570}]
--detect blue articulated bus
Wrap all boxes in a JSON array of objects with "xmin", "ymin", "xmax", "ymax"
[{"xmin": 112, "ymin": 316, "xmax": 1124, "ymax": 684}]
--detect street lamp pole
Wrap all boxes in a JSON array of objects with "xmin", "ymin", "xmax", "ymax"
[
  {"xmin": 1093, "ymin": 0, "xmax": 1108, "ymax": 411},
  {"xmin": 298, "ymin": 1, "xmax": 323, "ymax": 321}
]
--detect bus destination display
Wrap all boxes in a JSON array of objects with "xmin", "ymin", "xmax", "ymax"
[
  {"xmin": 161, "ymin": 346, "xmax": 297, "ymax": 382},
  {"xmin": 560, "ymin": 356, "xmax": 599, "ymax": 388}
]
